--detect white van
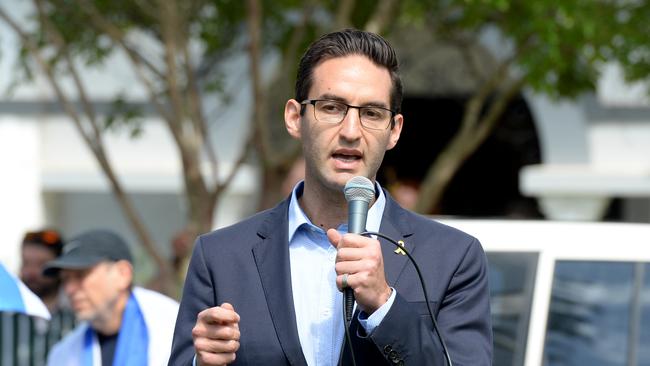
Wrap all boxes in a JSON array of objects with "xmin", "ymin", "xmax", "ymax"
[{"xmin": 442, "ymin": 220, "xmax": 650, "ymax": 366}]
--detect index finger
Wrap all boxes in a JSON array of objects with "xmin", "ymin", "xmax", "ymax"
[
  {"xmin": 198, "ymin": 305, "xmax": 240, "ymax": 325},
  {"xmin": 337, "ymin": 233, "xmax": 377, "ymax": 249}
]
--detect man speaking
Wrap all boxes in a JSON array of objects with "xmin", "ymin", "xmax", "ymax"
[{"xmin": 169, "ymin": 29, "xmax": 492, "ymax": 366}]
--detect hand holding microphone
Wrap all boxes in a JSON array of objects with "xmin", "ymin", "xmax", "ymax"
[
  {"xmin": 328, "ymin": 229, "xmax": 392, "ymax": 315},
  {"xmin": 328, "ymin": 176, "xmax": 391, "ymax": 315}
]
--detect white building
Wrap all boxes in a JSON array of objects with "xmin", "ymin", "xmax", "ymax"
[{"xmin": 522, "ymin": 65, "xmax": 650, "ymax": 222}]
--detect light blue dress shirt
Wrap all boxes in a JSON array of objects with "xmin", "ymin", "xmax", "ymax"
[{"xmin": 288, "ymin": 181, "xmax": 396, "ymax": 366}]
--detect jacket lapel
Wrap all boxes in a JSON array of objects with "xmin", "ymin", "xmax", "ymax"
[
  {"xmin": 379, "ymin": 192, "xmax": 415, "ymax": 287},
  {"xmin": 252, "ymin": 199, "xmax": 308, "ymax": 366}
]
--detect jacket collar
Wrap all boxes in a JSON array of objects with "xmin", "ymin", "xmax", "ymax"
[{"xmin": 253, "ymin": 198, "xmax": 308, "ymax": 366}]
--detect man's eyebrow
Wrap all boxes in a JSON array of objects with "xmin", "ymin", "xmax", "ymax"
[
  {"xmin": 318, "ymin": 93, "xmax": 390, "ymax": 109},
  {"xmin": 318, "ymin": 94, "xmax": 346, "ymax": 103}
]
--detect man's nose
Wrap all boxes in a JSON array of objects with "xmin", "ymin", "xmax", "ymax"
[
  {"xmin": 63, "ymin": 278, "xmax": 79, "ymax": 296},
  {"xmin": 339, "ymin": 107, "xmax": 363, "ymax": 140}
]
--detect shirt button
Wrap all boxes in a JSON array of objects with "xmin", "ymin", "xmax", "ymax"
[{"xmin": 383, "ymin": 345, "xmax": 392, "ymax": 355}]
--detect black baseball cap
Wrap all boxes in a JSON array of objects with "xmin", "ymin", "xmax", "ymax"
[{"xmin": 43, "ymin": 229, "xmax": 133, "ymax": 277}]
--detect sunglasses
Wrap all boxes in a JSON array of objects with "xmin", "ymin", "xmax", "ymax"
[{"xmin": 23, "ymin": 230, "xmax": 62, "ymax": 246}]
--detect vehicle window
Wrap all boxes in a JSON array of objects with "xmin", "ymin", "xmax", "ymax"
[
  {"xmin": 488, "ymin": 252, "xmax": 538, "ymax": 366},
  {"xmin": 637, "ymin": 264, "xmax": 650, "ymax": 364},
  {"xmin": 543, "ymin": 261, "xmax": 647, "ymax": 366}
]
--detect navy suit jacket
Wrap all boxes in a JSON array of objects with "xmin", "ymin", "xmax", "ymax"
[{"xmin": 169, "ymin": 193, "xmax": 492, "ymax": 365}]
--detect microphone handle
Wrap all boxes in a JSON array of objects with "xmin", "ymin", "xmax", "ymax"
[
  {"xmin": 345, "ymin": 200, "xmax": 369, "ymax": 322},
  {"xmin": 347, "ymin": 200, "xmax": 369, "ymax": 235}
]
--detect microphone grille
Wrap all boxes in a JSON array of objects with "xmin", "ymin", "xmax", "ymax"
[{"xmin": 344, "ymin": 176, "xmax": 375, "ymax": 203}]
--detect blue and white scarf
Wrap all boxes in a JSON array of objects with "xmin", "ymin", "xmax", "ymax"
[{"xmin": 83, "ymin": 293, "xmax": 148, "ymax": 366}]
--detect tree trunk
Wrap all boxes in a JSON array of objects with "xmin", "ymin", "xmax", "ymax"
[
  {"xmin": 258, "ymin": 160, "xmax": 297, "ymax": 210},
  {"xmin": 414, "ymin": 129, "xmax": 477, "ymax": 214},
  {"xmin": 414, "ymin": 78, "xmax": 526, "ymax": 214}
]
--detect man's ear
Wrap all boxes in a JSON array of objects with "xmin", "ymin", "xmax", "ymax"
[
  {"xmin": 113, "ymin": 260, "xmax": 133, "ymax": 290},
  {"xmin": 387, "ymin": 114, "xmax": 404, "ymax": 150},
  {"xmin": 285, "ymin": 99, "xmax": 302, "ymax": 139}
]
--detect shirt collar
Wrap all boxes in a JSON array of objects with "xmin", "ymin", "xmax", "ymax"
[{"xmin": 288, "ymin": 180, "xmax": 386, "ymax": 243}]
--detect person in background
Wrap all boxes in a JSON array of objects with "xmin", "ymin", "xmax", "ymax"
[
  {"xmin": 20, "ymin": 230, "xmax": 77, "ymax": 330},
  {"xmin": 0, "ymin": 229, "xmax": 76, "ymax": 366},
  {"xmin": 20, "ymin": 230, "xmax": 65, "ymax": 310},
  {"xmin": 43, "ymin": 229, "xmax": 179, "ymax": 366},
  {"xmin": 1, "ymin": 260, "xmax": 51, "ymax": 366},
  {"xmin": 146, "ymin": 228, "xmax": 194, "ymax": 299},
  {"xmin": 171, "ymin": 229, "xmax": 193, "ymax": 285}
]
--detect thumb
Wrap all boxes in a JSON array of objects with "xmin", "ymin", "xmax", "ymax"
[
  {"xmin": 327, "ymin": 228, "xmax": 342, "ymax": 249},
  {"xmin": 221, "ymin": 302, "xmax": 234, "ymax": 311}
]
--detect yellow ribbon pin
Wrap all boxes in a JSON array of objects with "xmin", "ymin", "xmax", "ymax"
[{"xmin": 394, "ymin": 240, "xmax": 406, "ymax": 256}]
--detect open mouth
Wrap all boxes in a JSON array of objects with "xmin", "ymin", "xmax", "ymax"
[
  {"xmin": 332, "ymin": 153, "xmax": 361, "ymax": 162},
  {"xmin": 332, "ymin": 148, "xmax": 362, "ymax": 163}
]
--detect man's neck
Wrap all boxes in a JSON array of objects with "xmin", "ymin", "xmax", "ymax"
[{"xmin": 299, "ymin": 179, "xmax": 376, "ymax": 230}]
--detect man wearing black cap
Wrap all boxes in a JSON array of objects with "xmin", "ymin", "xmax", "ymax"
[{"xmin": 44, "ymin": 229, "xmax": 179, "ymax": 366}]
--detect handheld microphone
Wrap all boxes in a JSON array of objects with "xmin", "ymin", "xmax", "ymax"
[
  {"xmin": 341, "ymin": 177, "xmax": 454, "ymax": 366},
  {"xmin": 343, "ymin": 176, "xmax": 375, "ymax": 322}
]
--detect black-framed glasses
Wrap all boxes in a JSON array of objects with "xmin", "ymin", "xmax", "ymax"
[{"xmin": 300, "ymin": 99, "xmax": 395, "ymax": 130}]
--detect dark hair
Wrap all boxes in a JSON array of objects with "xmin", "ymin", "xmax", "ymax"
[
  {"xmin": 22, "ymin": 229, "xmax": 64, "ymax": 256},
  {"xmin": 295, "ymin": 28, "xmax": 403, "ymax": 114}
]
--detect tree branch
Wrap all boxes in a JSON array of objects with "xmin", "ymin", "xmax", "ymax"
[
  {"xmin": 257, "ymin": 1, "xmax": 313, "ymax": 168},
  {"xmin": 472, "ymin": 77, "xmax": 527, "ymax": 146},
  {"xmin": 246, "ymin": 0, "xmax": 271, "ymax": 167},
  {"xmin": 364, "ymin": 0, "xmax": 399, "ymax": 34},
  {"xmin": 1, "ymin": 3, "xmax": 169, "ymax": 277},
  {"xmin": 73, "ymin": 0, "xmax": 177, "ymax": 126},
  {"xmin": 183, "ymin": 43, "xmax": 219, "ymax": 185},
  {"xmin": 0, "ymin": 6, "xmax": 90, "ymax": 148},
  {"xmin": 157, "ymin": 0, "xmax": 185, "ymax": 130},
  {"xmin": 459, "ymin": 55, "xmax": 514, "ymax": 134},
  {"xmin": 213, "ymin": 134, "xmax": 255, "ymax": 200},
  {"xmin": 451, "ymin": 34, "xmax": 487, "ymax": 86},
  {"xmin": 34, "ymin": 0, "xmax": 103, "ymax": 144},
  {"xmin": 284, "ymin": 2, "xmax": 314, "ymax": 70},
  {"xmin": 334, "ymin": 0, "xmax": 355, "ymax": 30},
  {"xmin": 73, "ymin": 0, "xmax": 165, "ymax": 79}
]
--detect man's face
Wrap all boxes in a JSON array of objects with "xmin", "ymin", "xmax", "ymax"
[
  {"xmin": 285, "ymin": 55, "xmax": 403, "ymax": 193},
  {"xmin": 20, "ymin": 245, "xmax": 59, "ymax": 298},
  {"xmin": 60, "ymin": 261, "xmax": 130, "ymax": 323}
]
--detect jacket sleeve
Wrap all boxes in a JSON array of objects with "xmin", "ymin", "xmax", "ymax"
[
  {"xmin": 168, "ymin": 237, "xmax": 215, "ymax": 366},
  {"xmin": 349, "ymin": 238, "xmax": 492, "ymax": 365}
]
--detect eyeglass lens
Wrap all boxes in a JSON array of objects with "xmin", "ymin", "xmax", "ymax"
[{"xmin": 313, "ymin": 100, "xmax": 391, "ymax": 130}]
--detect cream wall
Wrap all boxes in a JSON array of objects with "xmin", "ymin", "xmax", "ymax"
[{"xmin": 0, "ymin": 118, "xmax": 44, "ymax": 272}]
